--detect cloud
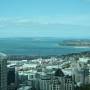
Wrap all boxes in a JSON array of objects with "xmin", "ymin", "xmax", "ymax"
[{"xmin": 0, "ymin": 15, "xmax": 90, "ymax": 29}]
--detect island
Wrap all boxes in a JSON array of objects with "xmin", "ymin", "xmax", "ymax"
[{"xmin": 59, "ymin": 39, "xmax": 90, "ymax": 48}]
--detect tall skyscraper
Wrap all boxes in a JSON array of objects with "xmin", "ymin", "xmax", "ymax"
[{"xmin": 0, "ymin": 53, "xmax": 7, "ymax": 90}]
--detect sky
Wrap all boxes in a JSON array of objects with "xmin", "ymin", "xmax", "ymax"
[{"xmin": 0, "ymin": 0, "xmax": 90, "ymax": 38}]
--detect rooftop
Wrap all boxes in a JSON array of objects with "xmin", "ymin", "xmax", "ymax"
[{"xmin": 55, "ymin": 69, "xmax": 64, "ymax": 77}]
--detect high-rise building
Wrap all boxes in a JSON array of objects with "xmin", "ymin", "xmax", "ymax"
[
  {"xmin": 7, "ymin": 67, "xmax": 18, "ymax": 90},
  {"xmin": 39, "ymin": 69, "xmax": 75, "ymax": 90},
  {"xmin": 0, "ymin": 53, "xmax": 7, "ymax": 90},
  {"xmin": 64, "ymin": 75, "xmax": 74, "ymax": 90}
]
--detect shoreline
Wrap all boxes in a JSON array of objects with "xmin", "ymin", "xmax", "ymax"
[{"xmin": 7, "ymin": 51, "xmax": 90, "ymax": 60}]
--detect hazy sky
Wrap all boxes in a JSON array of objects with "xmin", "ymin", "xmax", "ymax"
[{"xmin": 0, "ymin": 0, "xmax": 90, "ymax": 38}]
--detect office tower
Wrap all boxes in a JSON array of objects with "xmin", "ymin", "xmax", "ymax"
[
  {"xmin": 39, "ymin": 74, "xmax": 51, "ymax": 90},
  {"xmin": 7, "ymin": 67, "xmax": 18, "ymax": 90},
  {"xmin": 0, "ymin": 53, "xmax": 7, "ymax": 90},
  {"xmin": 64, "ymin": 75, "xmax": 74, "ymax": 90}
]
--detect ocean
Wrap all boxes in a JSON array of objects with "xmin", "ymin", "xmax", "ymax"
[{"xmin": 0, "ymin": 38, "xmax": 90, "ymax": 56}]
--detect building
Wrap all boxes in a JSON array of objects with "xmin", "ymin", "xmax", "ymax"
[
  {"xmin": 52, "ymin": 69, "xmax": 65, "ymax": 90},
  {"xmin": 0, "ymin": 53, "xmax": 7, "ymax": 90},
  {"xmin": 7, "ymin": 66, "xmax": 18, "ymax": 90},
  {"xmin": 39, "ymin": 74, "xmax": 51, "ymax": 90},
  {"xmin": 72, "ymin": 58, "xmax": 89, "ymax": 86},
  {"xmin": 64, "ymin": 75, "xmax": 74, "ymax": 90},
  {"xmin": 39, "ymin": 69, "xmax": 74, "ymax": 90}
]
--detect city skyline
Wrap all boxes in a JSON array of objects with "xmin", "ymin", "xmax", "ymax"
[{"xmin": 0, "ymin": 0, "xmax": 90, "ymax": 38}]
